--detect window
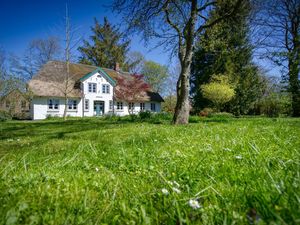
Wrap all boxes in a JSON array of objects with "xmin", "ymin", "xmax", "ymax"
[
  {"xmin": 140, "ymin": 103, "xmax": 145, "ymax": 111},
  {"xmin": 68, "ymin": 100, "xmax": 77, "ymax": 110},
  {"xmin": 117, "ymin": 102, "xmax": 123, "ymax": 110},
  {"xmin": 84, "ymin": 99, "xmax": 89, "ymax": 111},
  {"xmin": 21, "ymin": 100, "xmax": 26, "ymax": 109},
  {"xmin": 151, "ymin": 103, "xmax": 156, "ymax": 112},
  {"xmin": 109, "ymin": 100, "xmax": 113, "ymax": 110},
  {"xmin": 102, "ymin": 84, "xmax": 110, "ymax": 94},
  {"xmin": 128, "ymin": 102, "xmax": 134, "ymax": 111},
  {"xmin": 5, "ymin": 100, "xmax": 10, "ymax": 109},
  {"xmin": 88, "ymin": 83, "xmax": 97, "ymax": 93},
  {"xmin": 48, "ymin": 99, "xmax": 59, "ymax": 110}
]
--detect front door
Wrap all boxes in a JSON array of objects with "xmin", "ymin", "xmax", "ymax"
[{"xmin": 94, "ymin": 101, "xmax": 104, "ymax": 116}]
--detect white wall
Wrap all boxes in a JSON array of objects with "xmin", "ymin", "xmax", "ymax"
[
  {"xmin": 82, "ymin": 72, "xmax": 114, "ymax": 117},
  {"xmin": 113, "ymin": 102, "xmax": 161, "ymax": 116},
  {"xmin": 32, "ymin": 97, "xmax": 82, "ymax": 120}
]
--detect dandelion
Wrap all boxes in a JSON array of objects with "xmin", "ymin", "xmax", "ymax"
[
  {"xmin": 95, "ymin": 167, "xmax": 99, "ymax": 172},
  {"xmin": 235, "ymin": 155, "xmax": 242, "ymax": 160},
  {"xmin": 161, "ymin": 188, "xmax": 169, "ymax": 195},
  {"xmin": 172, "ymin": 187, "xmax": 181, "ymax": 194},
  {"xmin": 188, "ymin": 199, "xmax": 201, "ymax": 209}
]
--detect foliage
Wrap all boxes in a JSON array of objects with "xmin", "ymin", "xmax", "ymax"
[
  {"xmin": 138, "ymin": 111, "xmax": 152, "ymax": 120},
  {"xmin": 141, "ymin": 61, "xmax": 168, "ymax": 93},
  {"xmin": 253, "ymin": 0, "xmax": 300, "ymax": 116},
  {"xmin": 114, "ymin": 74, "xmax": 150, "ymax": 114},
  {"xmin": 253, "ymin": 93, "xmax": 292, "ymax": 117},
  {"xmin": 201, "ymin": 75, "xmax": 235, "ymax": 111},
  {"xmin": 191, "ymin": 0, "xmax": 264, "ymax": 115},
  {"xmin": 0, "ymin": 118, "xmax": 299, "ymax": 224},
  {"xmin": 0, "ymin": 110, "xmax": 12, "ymax": 121},
  {"xmin": 199, "ymin": 107, "xmax": 214, "ymax": 117},
  {"xmin": 162, "ymin": 95, "xmax": 177, "ymax": 113},
  {"xmin": 78, "ymin": 17, "xmax": 130, "ymax": 70}
]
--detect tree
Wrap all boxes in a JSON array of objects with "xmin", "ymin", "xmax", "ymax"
[
  {"xmin": 10, "ymin": 37, "xmax": 61, "ymax": 80},
  {"xmin": 253, "ymin": 0, "xmax": 300, "ymax": 116},
  {"xmin": 112, "ymin": 0, "xmax": 245, "ymax": 124},
  {"xmin": 201, "ymin": 75, "xmax": 235, "ymax": 111},
  {"xmin": 78, "ymin": 17, "xmax": 130, "ymax": 70},
  {"xmin": 126, "ymin": 51, "xmax": 145, "ymax": 74},
  {"xmin": 141, "ymin": 60, "xmax": 168, "ymax": 93},
  {"xmin": 114, "ymin": 74, "xmax": 150, "ymax": 114},
  {"xmin": 191, "ymin": 0, "xmax": 263, "ymax": 115}
]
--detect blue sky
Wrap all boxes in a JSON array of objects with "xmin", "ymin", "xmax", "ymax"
[
  {"xmin": 0, "ymin": 0, "xmax": 171, "ymax": 65},
  {"xmin": 0, "ymin": 0, "xmax": 280, "ymax": 76}
]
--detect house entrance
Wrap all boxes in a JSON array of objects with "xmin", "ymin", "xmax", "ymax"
[{"xmin": 94, "ymin": 101, "xmax": 104, "ymax": 116}]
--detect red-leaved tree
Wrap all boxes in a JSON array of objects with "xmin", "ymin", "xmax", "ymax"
[{"xmin": 115, "ymin": 74, "xmax": 150, "ymax": 114}]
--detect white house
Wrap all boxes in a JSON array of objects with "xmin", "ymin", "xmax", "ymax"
[{"xmin": 28, "ymin": 61, "xmax": 164, "ymax": 120}]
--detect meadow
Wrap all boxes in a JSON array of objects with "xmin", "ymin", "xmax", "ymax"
[{"xmin": 0, "ymin": 116, "xmax": 299, "ymax": 224}]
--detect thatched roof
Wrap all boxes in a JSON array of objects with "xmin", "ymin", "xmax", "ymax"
[{"xmin": 28, "ymin": 61, "xmax": 164, "ymax": 102}]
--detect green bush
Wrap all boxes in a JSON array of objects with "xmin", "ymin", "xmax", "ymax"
[
  {"xmin": 0, "ymin": 111, "xmax": 12, "ymax": 121},
  {"xmin": 199, "ymin": 107, "xmax": 214, "ymax": 117},
  {"xmin": 139, "ymin": 111, "xmax": 152, "ymax": 120},
  {"xmin": 208, "ymin": 112, "xmax": 234, "ymax": 121}
]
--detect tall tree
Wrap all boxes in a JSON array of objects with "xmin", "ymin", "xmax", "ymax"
[
  {"xmin": 253, "ymin": 0, "xmax": 300, "ymax": 116},
  {"xmin": 78, "ymin": 17, "xmax": 130, "ymax": 70},
  {"xmin": 141, "ymin": 60, "xmax": 168, "ymax": 93},
  {"xmin": 112, "ymin": 0, "xmax": 245, "ymax": 124},
  {"xmin": 191, "ymin": 0, "xmax": 264, "ymax": 115},
  {"xmin": 10, "ymin": 37, "xmax": 61, "ymax": 80}
]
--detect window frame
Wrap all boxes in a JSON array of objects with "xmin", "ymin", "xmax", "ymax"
[
  {"xmin": 140, "ymin": 102, "xmax": 145, "ymax": 111},
  {"xmin": 116, "ymin": 102, "xmax": 123, "ymax": 110},
  {"xmin": 84, "ymin": 99, "xmax": 89, "ymax": 111},
  {"xmin": 68, "ymin": 99, "xmax": 77, "ymax": 111},
  {"xmin": 150, "ymin": 103, "xmax": 156, "ymax": 112},
  {"xmin": 102, "ymin": 84, "xmax": 110, "ymax": 94},
  {"xmin": 128, "ymin": 102, "xmax": 134, "ymax": 111},
  {"xmin": 109, "ymin": 100, "xmax": 113, "ymax": 111},
  {"xmin": 48, "ymin": 99, "xmax": 59, "ymax": 110},
  {"xmin": 88, "ymin": 83, "xmax": 97, "ymax": 93}
]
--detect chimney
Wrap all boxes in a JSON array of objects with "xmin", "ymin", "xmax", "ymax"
[{"xmin": 114, "ymin": 62, "xmax": 120, "ymax": 72}]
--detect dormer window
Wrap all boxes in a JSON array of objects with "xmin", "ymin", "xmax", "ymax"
[
  {"xmin": 102, "ymin": 84, "xmax": 110, "ymax": 94},
  {"xmin": 88, "ymin": 83, "xmax": 97, "ymax": 93}
]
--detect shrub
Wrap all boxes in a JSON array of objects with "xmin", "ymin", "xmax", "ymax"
[
  {"xmin": 139, "ymin": 111, "xmax": 152, "ymax": 120},
  {"xmin": 0, "ymin": 111, "xmax": 12, "ymax": 121},
  {"xmin": 208, "ymin": 112, "xmax": 234, "ymax": 119},
  {"xmin": 199, "ymin": 108, "xmax": 214, "ymax": 117}
]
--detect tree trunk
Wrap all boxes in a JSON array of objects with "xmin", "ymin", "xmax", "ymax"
[
  {"xmin": 63, "ymin": 96, "xmax": 68, "ymax": 120},
  {"xmin": 288, "ymin": 56, "xmax": 300, "ymax": 117},
  {"xmin": 172, "ymin": 60, "xmax": 191, "ymax": 124}
]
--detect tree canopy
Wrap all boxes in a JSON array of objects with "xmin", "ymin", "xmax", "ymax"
[{"xmin": 78, "ymin": 17, "xmax": 130, "ymax": 70}]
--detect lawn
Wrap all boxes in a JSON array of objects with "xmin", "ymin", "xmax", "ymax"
[{"xmin": 0, "ymin": 117, "xmax": 299, "ymax": 224}]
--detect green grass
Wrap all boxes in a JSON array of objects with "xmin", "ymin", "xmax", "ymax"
[{"xmin": 0, "ymin": 117, "xmax": 299, "ymax": 224}]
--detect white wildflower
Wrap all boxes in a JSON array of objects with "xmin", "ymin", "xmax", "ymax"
[
  {"xmin": 173, "ymin": 181, "xmax": 180, "ymax": 188},
  {"xmin": 188, "ymin": 199, "xmax": 201, "ymax": 209},
  {"xmin": 172, "ymin": 187, "xmax": 181, "ymax": 194},
  {"xmin": 167, "ymin": 181, "xmax": 173, "ymax": 186},
  {"xmin": 161, "ymin": 188, "xmax": 169, "ymax": 195},
  {"xmin": 235, "ymin": 155, "xmax": 242, "ymax": 160},
  {"xmin": 95, "ymin": 167, "xmax": 99, "ymax": 172}
]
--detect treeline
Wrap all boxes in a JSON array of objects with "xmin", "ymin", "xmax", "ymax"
[{"xmin": 189, "ymin": 0, "xmax": 298, "ymax": 117}]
